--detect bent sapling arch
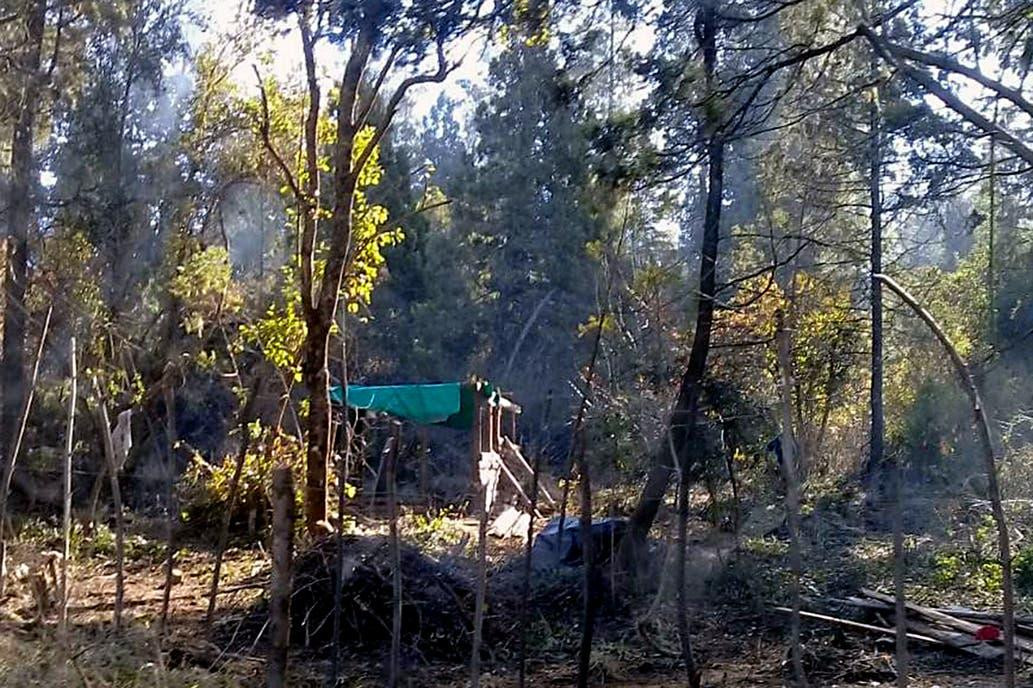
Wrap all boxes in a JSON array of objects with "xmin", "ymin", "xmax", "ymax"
[{"xmin": 875, "ymin": 273, "xmax": 1015, "ymax": 688}]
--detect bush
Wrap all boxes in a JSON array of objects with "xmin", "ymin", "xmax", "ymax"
[
  {"xmin": 181, "ymin": 427, "xmax": 304, "ymax": 536},
  {"xmin": 1014, "ymin": 547, "xmax": 1033, "ymax": 593}
]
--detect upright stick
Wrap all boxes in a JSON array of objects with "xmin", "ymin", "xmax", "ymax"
[
  {"xmin": 268, "ymin": 464, "xmax": 294, "ymax": 688},
  {"xmin": 471, "ymin": 408, "xmax": 489, "ymax": 688},
  {"xmin": 0, "ymin": 305, "xmax": 52, "ymax": 596},
  {"xmin": 60, "ymin": 336, "xmax": 77, "ymax": 636},
  {"xmin": 94, "ymin": 379, "xmax": 125, "ymax": 632},
  {"xmin": 776, "ymin": 311, "xmax": 808, "ymax": 687},
  {"xmin": 387, "ymin": 423, "xmax": 402, "ymax": 688},
  {"xmin": 161, "ymin": 369, "xmax": 178, "ymax": 636},
  {"xmin": 517, "ymin": 446, "xmax": 541, "ymax": 688}
]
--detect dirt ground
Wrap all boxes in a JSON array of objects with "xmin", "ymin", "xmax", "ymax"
[{"xmin": 0, "ymin": 507, "xmax": 1025, "ymax": 687}]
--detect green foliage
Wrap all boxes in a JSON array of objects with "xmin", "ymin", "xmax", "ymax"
[
  {"xmin": 1014, "ymin": 548, "xmax": 1033, "ymax": 592},
  {"xmin": 402, "ymin": 509, "xmax": 467, "ymax": 552},
  {"xmin": 239, "ymin": 263, "xmax": 308, "ymax": 380},
  {"xmin": 344, "ymin": 126, "xmax": 405, "ymax": 314},
  {"xmin": 931, "ymin": 550, "xmax": 964, "ymax": 586},
  {"xmin": 181, "ymin": 428, "xmax": 305, "ymax": 534},
  {"xmin": 169, "ymin": 243, "xmax": 242, "ymax": 336}
]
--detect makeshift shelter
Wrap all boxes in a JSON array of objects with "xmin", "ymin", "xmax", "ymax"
[{"xmin": 329, "ymin": 380, "xmax": 553, "ymax": 531}]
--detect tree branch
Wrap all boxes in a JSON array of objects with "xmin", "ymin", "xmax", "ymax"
[{"xmin": 860, "ymin": 26, "xmax": 1033, "ymax": 167}]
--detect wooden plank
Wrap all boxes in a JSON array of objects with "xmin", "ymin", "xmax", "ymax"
[
  {"xmin": 502, "ymin": 437, "xmax": 558, "ymax": 507},
  {"xmin": 904, "ymin": 618, "xmax": 1004, "ymax": 660},
  {"xmin": 494, "ymin": 453, "xmax": 543, "ymax": 519},
  {"xmin": 840, "ymin": 596, "xmax": 1033, "ymax": 631},
  {"xmin": 862, "ymin": 588, "xmax": 1033, "ymax": 655}
]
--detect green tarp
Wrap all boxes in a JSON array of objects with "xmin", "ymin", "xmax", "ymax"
[{"xmin": 330, "ymin": 381, "xmax": 496, "ymax": 430}]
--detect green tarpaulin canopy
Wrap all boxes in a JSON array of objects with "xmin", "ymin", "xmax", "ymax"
[{"xmin": 330, "ymin": 381, "xmax": 497, "ymax": 430}]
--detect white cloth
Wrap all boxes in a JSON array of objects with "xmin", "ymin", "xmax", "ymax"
[{"xmin": 112, "ymin": 409, "xmax": 132, "ymax": 470}]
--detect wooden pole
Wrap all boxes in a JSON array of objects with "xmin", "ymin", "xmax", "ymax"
[
  {"xmin": 0, "ymin": 305, "xmax": 51, "ymax": 597},
  {"xmin": 268, "ymin": 464, "xmax": 294, "ymax": 688},
  {"xmin": 876, "ymin": 273, "xmax": 1016, "ymax": 688},
  {"xmin": 517, "ymin": 445, "xmax": 540, "ymax": 688},
  {"xmin": 471, "ymin": 429, "xmax": 488, "ymax": 688},
  {"xmin": 387, "ymin": 422, "xmax": 402, "ymax": 688},
  {"xmin": 471, "ymin": 398, "xmax": 482, "ymax": 512},
  {"xmin": 419, "ymin": 428, "xmax": 429, "ymax": 504},
  {"xmin": 93, "ymin": 378, "xmax": 125, "ymax": 632},
  {"xmin": 776, "ymin": 311, "xmax": 809, "ymax": 687},
  {"xmin": 161, "ymin": 369, "xmax": 178, "ymax": 637},
  {"xmin": 60, "ymin": 336, "xmax": 77, "ymax": 636}
]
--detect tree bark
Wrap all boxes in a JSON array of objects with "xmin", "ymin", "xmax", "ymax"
[
  {"xmin": 161, "ymin": 369, "xmax": 178, "ymax": 636},
  {"xmin": 624, "ymin": 0, "xmax": 724, "ymax": 567},
  {"xmin": 302, "ymin": 321, "xmax": 334, "ymax": 531},
  {"xmin": 0, "ymin": 0, "xmax": 45, "ymax": 594},
  {"xmin": 0, "ymin": 306, "xmax": 51, "ymax": 597},
  {"xmin": 875, "ymin": 273, "xmax": 1015, "ymax": 688},
  {"xmin": 2, "ymin": 0, "xmax": 44, "ymax": 454}
]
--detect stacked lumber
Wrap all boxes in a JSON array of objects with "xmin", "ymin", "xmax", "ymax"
[{"xmin": 778, "ymin": 588, "xmax": 1033, "ymax": 664}]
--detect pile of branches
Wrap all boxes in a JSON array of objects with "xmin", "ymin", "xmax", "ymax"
[{"xmin": 290, "ymin": 536, "xmax": 475, "ymax": 661}]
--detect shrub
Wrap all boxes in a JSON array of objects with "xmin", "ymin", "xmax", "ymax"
[{"xmin": 181, "ymin": 427, "xmax": 304, "ymax": 536}]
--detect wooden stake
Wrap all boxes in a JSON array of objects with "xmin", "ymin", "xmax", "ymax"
[
  {"xmin": 387, "ymin": 423, "xmax": 402, "ymax": 688},
  {"xmin": 471, "ymin": 451, "xmax": 488, "ymax": 688},
  {"xmin": 160, "ymin": 368, "xmax": 178, "ymax": 637},
  {"xmin": 93, "ymin": 378, "xmax": 125, "ymax": 632},
  {"xmin": 60, "ymin": 336, "xmax": 77, "ymax": 636},
  {"xmin": 268, "ymin": 464, "xmax": 294, "ymax": 688},
  {"xmin": 776, "ymin": 311, "xmax": 808, "ymax": 687}
]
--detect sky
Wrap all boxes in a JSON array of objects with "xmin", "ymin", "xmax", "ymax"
[{"xmin": 192, "ymin": 0, "xmax": 494, "ymax": 124}]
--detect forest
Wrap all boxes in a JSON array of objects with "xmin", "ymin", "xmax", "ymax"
[{"xmin": 3, "ymin": 0, "xmax": 1033, "ymax": 685}]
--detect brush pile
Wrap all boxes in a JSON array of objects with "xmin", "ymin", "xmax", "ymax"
[{"xmin": 290, "ymin": 536, "xmax": 475, "ymax": 661}]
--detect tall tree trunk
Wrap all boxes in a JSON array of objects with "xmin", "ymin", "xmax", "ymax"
[
  {"xmin": 624, "ymin": 0, "xmax": 724, "ymax": 566},
  {"xmin": 302, "ymin": 322, "xmax": 333, "ymax": 530},
  {"xmin": 1, "ymin": 0, "xmax": 45, "ymax": 528},
  {"xmin": 299, "ymin": 15, "xmax": 374, "ymax": 534},
  {"xmin": 868, "ymin": 84, "xmax": 906, "ymax": 687}
]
